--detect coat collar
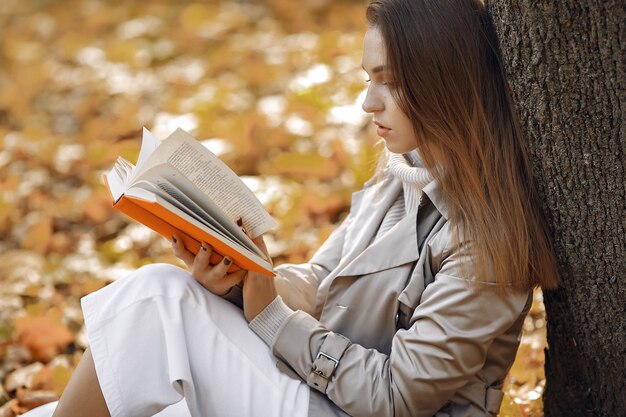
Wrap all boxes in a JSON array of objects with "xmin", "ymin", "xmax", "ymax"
[
  {"xmin": 334, "ymin": 171, "xmax": 440, "ymax": 276},
  {"xmin": 337, "ymin": 206, "xmax": 420, "ymax": 277},
  {"xmin": 312, "ymin": 173, "xmax": 448, "ymax": 316},
  {"xmin": 314, "ymin": 171, "xmax": 449, "ymax": 279},
  {"xmin": 336, "ymin": 174, "xmax": 402, "ymax": 266},
  {"xmin": 339, "ymin": 171, "xmax": 450, "ymax": 276},
  {"xmin": 422, "ymin": 178, "xmax": 449, "ymax": 220}
]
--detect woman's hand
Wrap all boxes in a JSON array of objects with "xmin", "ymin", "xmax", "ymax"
[
  {"xmin": 242, "ymin": 235, "xmax": 278, "ymax": 322},
  {"xmin": 172, "ymin": 235, "xmax": 246, "ymax": 296}
]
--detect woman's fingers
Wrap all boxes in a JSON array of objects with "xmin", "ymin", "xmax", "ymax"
[
  {"xmin": 251, "ymin": 235, "xmax": 272, "ymax": 265},
  {"xmin": 192, "ymin": 242, "xmax": 213, "ymax": 274},
  {"xmin": 195, "ymin": 256, "xmax": 237, "ymax": 293},
  {"xmin": 171, "ymin": 236, "xmax": 243, "ymax": 295},
  {"xmin": 208, "ymin": 256, "xmax": 233, "ymax": 277},
  {"xmin": 171, "ymin": 235, "xmax": 195, "ymax": 268},
  {"xmin": 220, "ymin": 269, "xmax": 247, "ymax": 291}
]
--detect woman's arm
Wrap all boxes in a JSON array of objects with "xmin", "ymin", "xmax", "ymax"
[
  {"xmin": 252, "ymin": 241, "xmax": 531, "ymax": 417},
  {"xmin": 272, "ymin": 263, "xmax": 331, "ymax": 315},
  {"xmin": 272, "ymin": 215, "xmax": 350, "ymax": 313},
  {"xmin": 224, "ymin": 214, "xmax": 351, "ymax": 313}
]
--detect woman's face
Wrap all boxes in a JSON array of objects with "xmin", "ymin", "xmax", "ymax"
[{"xmin": 361, "ymin": 26, "xmax": 418, "ymax": 154}]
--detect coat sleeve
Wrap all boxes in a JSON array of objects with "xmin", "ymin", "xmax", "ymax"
[
  {"xmin": 273, "ymin": 216, "xmax": 349, "ymax": 314},
  {"xmin": 223, "ymin": 214, "xmax": 350, "ymax": 312},
  {"xmin": 270, "ymin": 239, "xmax": 531, "ymax": 417}
]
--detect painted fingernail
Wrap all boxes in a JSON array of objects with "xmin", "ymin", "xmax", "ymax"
[
  {"xmin": 201, "ymin": 244, "xmax": 207, "ymax": 252},
  {"xmin": 236, "ymin": 218, "xmax": 247, "ymax": 235},
  {"xmin": 223, "ymin": 257, "xmax": 232, "ymax": 265},
  {"xmin": 172, "ymin": 236, "xmax": 177, "ymax": 243}
]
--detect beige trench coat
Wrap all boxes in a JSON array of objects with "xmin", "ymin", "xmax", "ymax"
[{"xmin": 234, "ymin": 170, "xmax": 532, "ymax": 417}]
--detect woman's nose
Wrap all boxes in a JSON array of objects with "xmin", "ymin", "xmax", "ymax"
[{"xmin": 362, "ymin": 87, "xmax": 383, "ymax": 114}]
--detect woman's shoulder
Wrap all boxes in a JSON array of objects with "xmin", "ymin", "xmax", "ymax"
[
  {"xmin": 425, "ymin": 218, "xmax": 493, "ymax": 283},
  {"xmin": 428, "ymin": 221, "xmax": 523, "ymax": 291}
]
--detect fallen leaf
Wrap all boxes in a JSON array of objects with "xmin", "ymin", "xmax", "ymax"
[
  {"xmin": 15, "ymin": 387, "xmax": 57, "ymax": 411},
  {"xmin": 81, "ymin": 189, "xmax": 114, "ymax": 224},
  {"xmin": 260, "ymin": 152, "xmax": 340, "ymax": 180},
  {"xmin": 4, "ymin": 362, "xmax": 44, "ymax": 392},
  {"xmin": 0, "ymin": 399, "xmax": 17, "ymax": 417},
  {"xmin": 13, "ymin": 316, "xmax": 74, "ymax": 362},
  {"xmin": 499, "ymin": 393, "xmax": 524, "ymax": 417},
  {"xmin": 19, "ymin": 216, "xmax": 52, "ymax": 254}
]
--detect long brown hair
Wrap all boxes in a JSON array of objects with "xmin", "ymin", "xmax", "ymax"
[{"xmin": 367, "ymin": 0, "xmax": 559, "ymax": 292}]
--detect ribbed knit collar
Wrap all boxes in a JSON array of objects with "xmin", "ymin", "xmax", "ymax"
[{"xmin": 386, "ymin": 150, "xmax": 432, "ymax": 213}]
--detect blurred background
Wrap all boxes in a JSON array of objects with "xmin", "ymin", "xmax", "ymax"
[{"xmin": 0, "ymin": 0, "xmax": 546, "ymax": 415}]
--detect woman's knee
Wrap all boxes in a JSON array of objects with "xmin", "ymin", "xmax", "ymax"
[{"xmin": 128, "ymin": 263, "xmax": 197, "ymax": 295}]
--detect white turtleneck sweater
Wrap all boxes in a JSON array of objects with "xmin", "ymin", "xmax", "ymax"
[{"xmin": 374, "ymin": 150, "xmax": 432, "ymax": 240}]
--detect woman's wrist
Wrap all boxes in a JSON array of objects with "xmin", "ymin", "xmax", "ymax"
[{"xmin": 248, "ymin": 296, "xmax": 294, "ymax": 346}]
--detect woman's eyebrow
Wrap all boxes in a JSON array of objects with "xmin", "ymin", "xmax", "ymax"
[{"xmin": 361, "ymin": 65, "xmax": 387, "ymax": 74}]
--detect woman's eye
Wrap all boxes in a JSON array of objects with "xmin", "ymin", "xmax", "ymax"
[{"xmin": 364, "ymin": 77, "xmax": 394, "ymax": 87}]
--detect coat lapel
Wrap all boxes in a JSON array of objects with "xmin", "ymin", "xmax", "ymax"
[
  {"xmin": 336, "ymin": 172, "xmax": 419, "ymax": 276},
  {"xmin": 336, "ymin": 182, "xmax": 445, "ymax": 278},
  {"xmin": 337, "ymin": 208, "xmax": 419, "ymax": 277},
  {"xmin": 338, "ymin": 175, "xmax": 403, "ymax": 265},
  {"xmin": 313, "ymin": 175, "xmax": 447, "ymax": 318}
]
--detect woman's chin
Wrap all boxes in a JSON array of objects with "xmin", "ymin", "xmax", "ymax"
[{"xmin": 383, "ymin": 140, "xmax": 417, "ymax": 155}]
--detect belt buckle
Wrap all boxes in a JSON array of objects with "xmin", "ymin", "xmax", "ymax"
[{"xmin": 316, "ymin": 351, "xmax": 340, "ymax": 371}]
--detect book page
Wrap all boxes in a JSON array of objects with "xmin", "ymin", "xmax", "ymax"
[
  {"xmin": 132, "ymin": 128, "xmax": 277, "ymax": 238},
  {"xmin": 123, "ymin": 186, "xmax": 272, "ymax": 273},
  {"xmin": 131, "ymin": 180, "xmax": 241, "ymax": 248},
  {"xmin": 135, "ymin": 128, "xmax": 160, "ymax": 173},
  {"xmin": 132, "ymin": 171, "xmax": 264, "ymax": 257},
  {"xmin": 105, "ymin": 157, "xmax": 134, "ymax": 201}
]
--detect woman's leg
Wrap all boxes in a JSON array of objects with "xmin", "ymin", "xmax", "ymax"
[
  {"xmin": 48, "ymin": 263, "xmax": 308, "ymax": 417},
  {"xmin": 52, "ymin": 348, "xmax": 109, "ymax": 417}
]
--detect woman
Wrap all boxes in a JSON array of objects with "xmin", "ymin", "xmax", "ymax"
[{"xmin": 26, "ymin": 0, "xmax": 559, "ymax": 416}]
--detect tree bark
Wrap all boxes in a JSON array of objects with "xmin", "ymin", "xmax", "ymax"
[{"xmin": 486, "ymin": 1, "xmax": 625, "ymax": 416}]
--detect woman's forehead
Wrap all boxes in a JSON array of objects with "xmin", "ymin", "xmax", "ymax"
[{"xmin": 362, "ymin": 27, "xmax": 387, "ymax": 72}]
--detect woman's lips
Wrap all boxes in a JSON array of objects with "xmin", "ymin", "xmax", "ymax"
[
  {"xmin": 377, "ymin": 126, "xmax": 390, "ymax": 137},
  {"xmin": 375, "ymin": 122, "xmax": 391, "ymax": 137}
]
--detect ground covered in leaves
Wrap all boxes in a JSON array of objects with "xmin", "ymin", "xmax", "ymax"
[{"xmin": 1, "ymin": 0, "xmax": 547, "ymax": 415}]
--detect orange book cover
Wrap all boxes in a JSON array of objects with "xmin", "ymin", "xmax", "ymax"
[{"xmin": 103, "ymin": 176, "xmax": 274, "ymax": 276}]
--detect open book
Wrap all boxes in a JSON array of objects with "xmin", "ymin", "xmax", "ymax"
[{"xmin": 103, "ymin": 127, "xmax": 276, "ymax": 275}]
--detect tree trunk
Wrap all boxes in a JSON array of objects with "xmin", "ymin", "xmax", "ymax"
[{"xmin": 486, "ymin": 1, "xmax": 625, "ymax": 416}]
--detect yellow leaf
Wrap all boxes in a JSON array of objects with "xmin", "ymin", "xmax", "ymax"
[
  {"xmin": 80, "ymin": 278, "xmax": 107, "ymax": 296},
  {"xmin": 0, "ymin": 194, "xmax": 13, "ymax": 236},
  {"xmin": 20, "ymin": 216, "xmax": 53, "ymax": 254},
  {"xmin": 260, "ymin": 152, "xmax": 340, "ymax": 180},
  {"xmin": 32, "ymin": 363, "xmax": 74, "ymax": 397},
  {"xmin": 81, "ymin": 189, "xmax": 114, "ymax": 224},
  {"xmin": 55, "ymin": 31, "xmax": 91, "ymax": 61},
  {"xmin": 179, "ymin": 3, "xmax": 219, "ymax": 32},
  {"xmin": 50, "ymin": 365, "xmax": 74, "ymax": 396},
  {"xmin": 48, "ymin": 233, "xmax": 74, "ymax": 255},
  {"xmin": 3, "ymin": 36, "xmax": 44, "ymax": 63},
  {"xmin": 499, "ymin": 393, "xmax": 524, "ymax": 417},
  {"xmin": 105, "ymin": 38, "xmax": 148, "ymax": 66}
]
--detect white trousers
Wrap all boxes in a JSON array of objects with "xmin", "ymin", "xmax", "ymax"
[{"xmin": 22, "ymin": 263, "xmax": 310, "ymax": 417}]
